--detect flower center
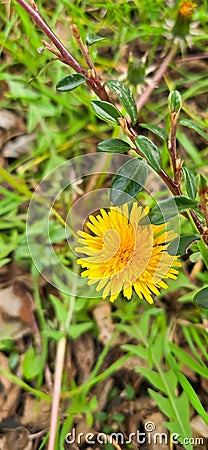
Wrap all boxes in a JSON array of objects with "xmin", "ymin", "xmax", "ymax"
[{"xmin": 113, "ymin": 247, "xmax": 134, "ymax": 270}]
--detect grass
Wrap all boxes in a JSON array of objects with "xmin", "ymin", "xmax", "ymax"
[{"xmin": 0, "ymin": 1, "xmax": 208, "ymax": 449}]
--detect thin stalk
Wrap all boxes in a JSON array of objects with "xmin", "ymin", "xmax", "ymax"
[
  {"xmin": 70, "ymin": 24, "xmax": 97, "ymax": 76},
  {"xmin": 168, "ymin": 112, "xmax": 180, "ymax": 185},
  {"xmin": 48, "ymin": 336, "xmax": 66, "ymax": 450},
  {"xmin": 187, "ymin": 211, "xmax": 208, "ymax": 269},
  {"xmin": 15, "ymin": 0, "xmax": 109, "ymax": 100},
  {"xmin": 136, "ymin": 45, "xmax": 178, "ymax": 113},
  {"xmin": 48, "ymin": 266, "xmax": 77, "ymax": 450}
]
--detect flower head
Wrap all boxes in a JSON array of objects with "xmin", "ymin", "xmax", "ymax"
[
  {"xmin": 177, "ymin": 1, "xmax": 196, "ymax": 19},
  {"xmin": 164, "ymin": 1, "xmax": 199, "ymax": 51},
  {"xmin": 173, "ymin": 1, "xmax": 197, "ymax": 38},
  {"xmin": 76, "ymin": 202, "xmax": 181, "ymax": 303}
]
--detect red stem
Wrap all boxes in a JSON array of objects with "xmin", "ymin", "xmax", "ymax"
[
  {"xmin": 15, "ymin": 0, "xmax": 109, "ymax": 100},
  {"xmin": 13, "ymin": 0, "xmax": 206, "ymax": 240}
]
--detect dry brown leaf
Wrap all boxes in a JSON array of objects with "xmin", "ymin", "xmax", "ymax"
[
  {"xmin": 0, "ymin": 284, "xmax": 35, "ymax": 340},
  {"xmin": 0, "ymin": 109, "xmax": 25, "ymax": 149},
  {"xmin": 20, "ymin": 396, "xmax": 51, "ymax": 432},
  {"xmin": 0, "ymin": 427, "xmax": 32, "ymax": 450},
  {"xmin": 201, "ymin": 376, "xmax": 208, "ymax": 394},
  {"xmin": 0, "ymin": 353, "xmax": 20, "ymax": 422},
  {"xmin": 72, "ymin": 332, "xmax": 94, "ymax": 384},
  {"xmin": 3, "ymin": 133, "xmax": 35, "ymax": 158},
  {"xmin": 146, "ymin": 412, "xmax": 168, "ymax": 450},
  {"xmin": 92, "ymin": 302, "xmax": 114, "ymax": 345},
  {"xmin": 65, "ymin": 342, "xmax": 77, "ymax": 385},
  {"xmin": 1, "ymin": 1, "xmax": 11, "ymax": 19},
  {"xmin": 93, "ymin": 378, "xmax": 114, "ymax": 412},
  {"xmin": 191, "ymin": 415, "xmax": 208, "ymax": 438}
]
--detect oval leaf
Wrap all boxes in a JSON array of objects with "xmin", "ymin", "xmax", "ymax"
[
  {"xmin": 128, "ymin": 60, "xmax": 146, "ymax": 85},
  {"xmin": 106, "ymin": 80, "xmax": 137, "ymax": 125},
  {"xmin": 56, "ymin": 74, "xmax": 86, "ymax": 92},
  {"xmin": 194, "ymin": 287, "xmax": 208, "ymax": 309},
  {"xmin": 139, "ymin": 123, "xmax": 168, "ymax": 141},
  {"xmin": 168, "ymin": 234, "xmax": 201, "ymax": 256},
  {"xmin": 182, "ymin": 166, "xmax": 197, "ymax": 199},
  {"xmin": 135, "ymin": 135, "xmax": 161, "ymax": 172},
  {"xmin": 97, "ymin": 138, "xmax": 131, "ymax": 153},
  {"xmin": 151, "ymin": 196, "xmax": 199, "ymax": 224},
  {"xmin": 111, "ymin": 159, "xmax": 148, "ymax": 205},
  {"xmin": 196, "ymin": 173, "xmax": 207, "ymax": 194},
  {"xmin": 175, "ymin": 195, "xmax": 198, "ymax": 209},
  {"xmin": 86, "ymin": 33, "xmax": 106, "ymax": 46},
  {"xmin": 91, "ymin": 100, "xmax": 121, "ymax": 124},
  {"xmin": 179, "ymin": 119, "xmax": 208, "ymax": 141},
  {"xmin": 189, "ymin": 252, "xmax": 201, "ymax": 263},
  {"xmin": 168, "ymin": 90, "xmax": 182, "ymax": 113}
]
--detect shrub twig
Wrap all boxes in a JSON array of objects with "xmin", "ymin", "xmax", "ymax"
[{"xmin": 14, "ymin": 0, "xmax": 206, "ymax": 240}]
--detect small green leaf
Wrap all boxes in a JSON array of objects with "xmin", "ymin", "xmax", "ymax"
[
  {"xmin": 128, "ymin": 59, "xmax": 146, "ymax": 85},
  {"xmin": 179, "ymin": 119, "xmax": 208, "ymax": 141},
  {"xmin": 56, "ymin": 74, "xmax": 86, "ymax": 92},
  {"xmin": 168, "ymin": 234, "xmax": 201, "ymax": 256},
  {"xmin": 135, "ymin": 135, "xmax": 161, "ymax": 172},
  {"xmin": 149, "ymin": 389, "xmax": 173, "ymax": 417},
  {"xmin": 97, "ymin": 138, "xmax": 131, "ymax": 153},
  {"xmin": 175, "ymin": 196, "xmax": 198, "ymax": 209},
  {"xmin": 139, "ymin": 123, "xmax": 168, "ymax": 141},
  {"xmin": 50, "ymin": 295, "xmax": 67, "ymax": 325},
  {"xmin": 194, "ymin": 287, "xmax": 208, "ymax": 309},
  {"xmin": 0, "ymin": 257, "xmax": 11, "ymax": 268},
  {"xmin": 168, "ymin": 90, "xmax": 182, "ymax": 113},
  {"xmin": 196, "ymin": 173, "xmax": 207, "ymax": 195},
  {"xmin": 182, "ymin": 166, "xmax": 197, "ymax": 199},
  {"xmin": 166, "ymin": 351, "xmax": 208, "ymax": 425},
  {"xmin": 106, "ymin": 80, "xmax": 137, "ymax": 125},
  {"xmin": 136, "ymin": 367, "xmax": 169, "ymax": 392},
  {"xmin": 22, "ymin": 347, "xmax": 43, "ymax": 380},
  {"xmin": 189, "ymin": 251, "xmax": 201, "ymax": 263},
  {"xmin": 164, "ymin": 393, "xmax": 193, "ymax": 450},
  {"xmin": 113, "ymin": 412, "xmax": 125, "ymax": 423},
  {"xmin": 149, "ymin": 388, "xmax": 193, "ymax": 450},
  {"xmin": 151, "ymin": 196, "xmax": 198, "ymax": 224},
  {"xmin": 111, "ymin": 159, "xmax": 148, "ymax": 205},
  {"xmin": 86, "ymin": 33, "xmax": 106, "ymax": 46},
  {"xmin": 169, "ymin": 342, "xmax": 208, "ymax": 378},
  {"xmin": 122, "ymin": 343, "xmax": 149, "ymax": 361},
  {"xmin": 67, "ymin": 322, "xmax": 93, "ymax": 339},
  {"xmin": 91, "ymin": 100, "xmax": 121, "ymax": 124}
]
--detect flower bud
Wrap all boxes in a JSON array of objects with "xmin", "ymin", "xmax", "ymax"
[
  {"xmin": 172, "ymin": 1, "xmax": 196, "ymax": 38},
  {"xmin": 128, "ymin": 55, "xmax": 146, "ymax": 86},
  {"xmin": 196, "ymin": 173, "xmax": 207, "ymax": 196},
  {"xmin": 168, "ymin": 90, "xmax": 182, "ymax": 114}
]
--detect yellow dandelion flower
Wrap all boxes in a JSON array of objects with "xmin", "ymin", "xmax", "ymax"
[
  {"xmin": 75, "ymin": 202, "xmax": 181, "ymax": 303},
  {"xmin": 172, "ymin": 1, "xmax": 197, "ymax": 39},
  {"xmin": 178, "ymin": 1, "xmax": 196, "ymax": 19}
]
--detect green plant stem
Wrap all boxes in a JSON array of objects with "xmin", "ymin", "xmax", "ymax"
[
  {"xmin": 0, "ymin": 166, "xmax": 32, "ymax": 198},
  {"xmin": 187, "ymin": 211, "xmax": 208, "ymax": 268},
  {"xmin": 168, "ymin": 112, "xmax": 181, "ymax": 186},
  {"xmin": 0, "ymin": 366, "xmax": 50, "ymax": 401}
]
